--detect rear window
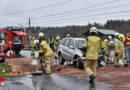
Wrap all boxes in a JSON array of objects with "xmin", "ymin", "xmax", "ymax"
[
  {"xmin": 75, "ymin": 40, "xmax": 84, "ymax": 49},
  {"xmin": 63, "ymin": 39, "xmax": 70, "ymax": 47}
]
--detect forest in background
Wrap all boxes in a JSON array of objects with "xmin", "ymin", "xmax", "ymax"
[{"xmin": 24, "ymin": 19, "xmax": 130, "ymax": 42}]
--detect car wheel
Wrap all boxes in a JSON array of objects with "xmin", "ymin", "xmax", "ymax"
[{"xmin": 59, "ymin": 54, "xmax": 65, "ymax": 65}]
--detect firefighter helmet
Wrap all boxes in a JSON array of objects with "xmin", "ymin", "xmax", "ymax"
[
  {"xmin": 33, "ymin": 39, "xmax": 39, "ymax": 45},
  {"xmin": 66, "ymin": 34, "xmax": 70, "ymax": 37},
  {"xmin": 89, "ymin": 27, "xmax": 98, "ymax": 34},
  {"xmin": 108, "ymin": 36, "xmax": 112, "ymax": 40},
  {"xmin": 39, "ymin": 32, "xmax": 44, "ymax": 37},
  {"xmin": 56, "ymin": 36, "xmax": 60, "ymax": 40},
  {"xmin": 119, "ymin": 34, "xmax": 125, "ymax": 40}
]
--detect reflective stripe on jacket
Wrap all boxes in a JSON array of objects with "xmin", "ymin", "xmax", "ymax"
[
  {"xmin": 103, "ymin": 39, "xmax": 109, "ymax": 51},
  {"xmin": 115, "ymin": 39, "xmax": 125, "ymax": 53},
  {"xmin": 48, "ymin": 38, "xmax": 54, "ymax": 44},
  {"xmin": 40, "ymin": 40, "xmax": 53, "ymax": 57},
  {"xmin": 83, "ymin": 36, "xmax": 104, "ymax": 60}
]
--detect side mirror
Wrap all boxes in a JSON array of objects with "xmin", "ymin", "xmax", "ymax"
[{"xmin": 69, "ymin": 45, "xmax": 74, "ymax": 49}]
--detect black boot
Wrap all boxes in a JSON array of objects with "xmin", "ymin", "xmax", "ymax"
[
  {"xmin": 115, "ymin": 65, "xmax": 120, "ymax": 67},
  {"xmin": 89, "ymin": 74, "xmax": 95, "ymax": 84},
  {"xmin": 124, "ymin": 64, "xmax": 128, "ymax": 67}
]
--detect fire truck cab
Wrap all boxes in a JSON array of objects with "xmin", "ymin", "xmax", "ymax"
[{"xmin": 0, "ymin": 28, "xmax": 27, "ymax": 55}]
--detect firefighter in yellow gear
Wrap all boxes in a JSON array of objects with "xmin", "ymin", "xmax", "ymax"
[
  {"xmin": 31, "ymin": 37, "xmax": 36, "ymax": 56},
  {"xmin": 103, "ymin": 36, "xmax": 112, "ymax": 63},
  {"xmin": 38, "ymin": 32, "xmax": 53, "ymax": 73},
  {"xmin": 114, "ymin": 33, "xmax": 120, "ymax": 63},
  {"xmin": 114, "ymin": 34, "xmax": 128, "ymax": 67},
  {"xmin": 54, "ymin": 36, "xmax": 61, "ymax": 57},
  {"xmin": 83, "ymin": 27, "xmax": 104, "ymax": 84}
]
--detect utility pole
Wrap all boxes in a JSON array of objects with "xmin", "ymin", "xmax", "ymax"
[{"xmin": 28, "ymin": 17, "xmax": 31, "ymax": 47}]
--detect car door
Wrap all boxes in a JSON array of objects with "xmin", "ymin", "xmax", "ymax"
[
  {"xmin": 61, "ymin": 39, "xmax": 71, "ymax": 60},
  {"xmin": 67, "ymin": 39, "xmax": 75, "ymax": 61}
]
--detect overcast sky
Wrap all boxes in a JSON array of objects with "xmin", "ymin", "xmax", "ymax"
[{"xmin": 0, "ymin": 0, "xmax": 130, "ymax": 27}]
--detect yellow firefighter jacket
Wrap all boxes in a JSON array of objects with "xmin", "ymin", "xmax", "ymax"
[
  {"xmin": 83, "ymin": 36, "xmax": 104, "ymax": 60},
  {"xmin": 103, "ymin": 39, "xmax": 110, "ymax": 52},
  {"xmin": 40, "ymin": 40, "xmax": 53, "ymax": 57},
  {"xmin": 115, "ymin": 39, "xmax": 125, "ymax": 53},
  {"xmin": 54, "ymin": 40, "xmax": 60, "ymax": 49}
]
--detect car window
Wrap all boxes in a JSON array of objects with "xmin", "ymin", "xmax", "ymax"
[
  {"xmin": 75, "ymin": 40, "xmax": 84, "ymax": 49},
  {"xmin": 63, "ymin": 39, "xmax": 70, "ymax": 47},
  {"xmin": 60, "ymin": 39, "xmax": 65, "ymax": 45},
  {"xmin": 69, "ymin": 40, "xmax": 74, "ymax": 47}
]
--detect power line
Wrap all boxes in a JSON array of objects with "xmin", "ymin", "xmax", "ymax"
[
  {"xmin": 0, "ymin": 0, "xmax": 121, "ymax": 23},
  {"xmin": 1, "ymin": 0, "xmax": 121, "ymax": 23},
  {"xmin": 32, "ymin": 2, "xmax": 130, "ymax": 21},
  {"xmin": 32, "ymin": 14, "xmax": 130, "ymax": 26},
  {"xmin": 0, "ymin": 0, "xmax": 127, "ymax": 26},
  {"xmin": 32, "ymin": 9, "xmax": 130, "ymax": 24},
  {"xmin": 32, "ymin": 0, "xmax": 120, "ymax": 20},
  {"xmin": 0, "ymin": 0, "xmax": 75, "ymax": 16}
]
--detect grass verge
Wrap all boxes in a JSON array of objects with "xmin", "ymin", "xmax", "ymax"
[{"xmin": 0, "ymin": 63, "xmax": 11, "ymax": 77}]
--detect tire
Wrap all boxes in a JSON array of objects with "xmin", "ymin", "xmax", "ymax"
[{"xmin": 59, "ymin": 53, "xmax": 65, "ymax": 65}]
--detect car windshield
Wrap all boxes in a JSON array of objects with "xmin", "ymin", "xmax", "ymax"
[{"xmin": 75, "ymin": 40, "xmax": 84, "ymax": 49}]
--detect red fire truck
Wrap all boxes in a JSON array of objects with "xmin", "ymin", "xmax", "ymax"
[{"xmin": 0, "ymin": 28, "xmax": 27, "ymax": 55}]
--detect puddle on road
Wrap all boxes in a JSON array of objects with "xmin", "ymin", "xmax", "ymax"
[{"xmin": 1, "ymin": 74, "xmax": 112, "ymax": 90}]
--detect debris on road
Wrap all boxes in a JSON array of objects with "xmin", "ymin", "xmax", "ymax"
[
  {"xmin": 2, "ymin": 57, "xmax": 130, "ymax": 90},
  {"xmin": 5, "ymin": 58, "xmax": 36, "ymax": 76}
]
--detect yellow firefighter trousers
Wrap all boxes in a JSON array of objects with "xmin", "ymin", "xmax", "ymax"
[
  {"xmin": 114, "ymin": 52, "xmax": 127, "ymax": 65},
  {"xmin": 84, "ymin": 59, "xmax": 97, "ymax": 76},
  {"xmin": 31, "ymin": 49, "xmax": 35, "ymax": 56},
  {"xmin": 104, "ymin": 51, "xmax": 109, "ymax": 62},
  {"xmin": 44, "ymin": 56, "xmax": 52, "ymax": 73}
]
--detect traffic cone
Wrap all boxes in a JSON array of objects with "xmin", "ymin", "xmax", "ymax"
[
  {"xmin": 13, "ymin": 51, "xmax": 16, "ymax": 57},
  {"xmin": 9, "ymin": 51, "xmax": 12, "ymax": 57},
  {"xmin": 0, "ymin": 77, "xmax": 5, "ymax": 87}
]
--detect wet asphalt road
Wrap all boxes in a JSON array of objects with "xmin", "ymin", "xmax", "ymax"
[
  {"xmin": 1, "ymin": 74, "xmax": 112, "ymax": 90},
  {"xmin": 0, "ymin": 50, "xmax": 112, "ymax": 90}
]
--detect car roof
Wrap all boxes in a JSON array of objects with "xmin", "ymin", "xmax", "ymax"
[{"xmin": 64, "ymin": 37, "xmax": 85, "ymax": 40}]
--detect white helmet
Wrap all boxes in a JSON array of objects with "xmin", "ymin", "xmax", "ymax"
[
  {"xmin": 90, "ymin": 27, "xmax": 98, "ymax": 34},
  {"xmin": 33, "ymin": 39, "xmax": 39, "ymax": 45},
  {"xmin": 108, "ymin": 36, "xmax": 112, "ymax": 40},
  {"xmin": 66, "ymin": 34, "xmax": 70, "ymax": 37},
  {"xmin": 115, "ymin": 33, "xmax": 119, "ymax": 36},
  {"xmin": 56, "ymin": 36, "xmax": 60, "ymax": 40},
  {"xmin": 38, "ymin": 32, "xmax": 44, "ymax": 37}
]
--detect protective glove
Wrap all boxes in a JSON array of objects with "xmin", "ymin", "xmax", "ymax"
[
  {"xmin": 82, "ymin": 47, "xmax": 87, "ymax": 52},
  {"xmin": 39, "ymin": 53, "xmax": 43, "ymax": 56},
  {"xmin": 101, "ymin": 48, "xmax": 104, "ymax": 50}
]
